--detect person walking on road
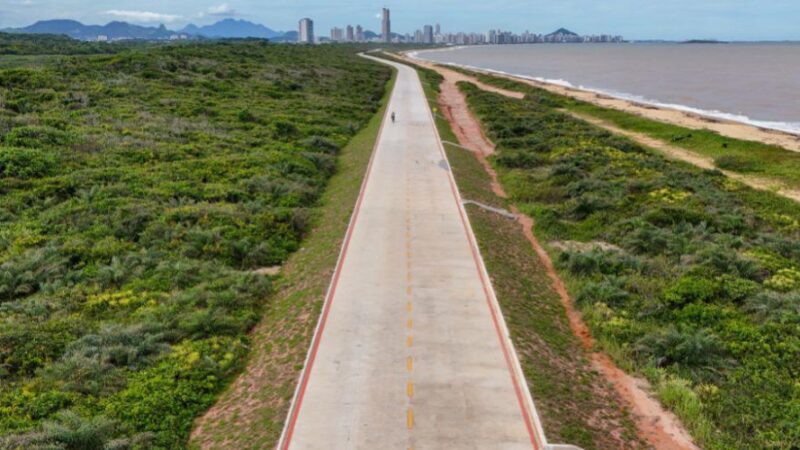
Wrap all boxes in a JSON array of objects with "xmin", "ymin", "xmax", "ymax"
[{"xmin": 391, "ymin": 112, "xmax": 396, "ymax": 123}]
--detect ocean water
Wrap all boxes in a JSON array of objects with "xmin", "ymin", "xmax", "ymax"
[{"xmin": 416, "ymin": 43, "xmax": 800, "ymax": 135}]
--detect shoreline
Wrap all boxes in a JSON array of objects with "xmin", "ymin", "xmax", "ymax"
[{"xmin": 408, "ymin": 49, "xmax": 800, "ymax": 152}]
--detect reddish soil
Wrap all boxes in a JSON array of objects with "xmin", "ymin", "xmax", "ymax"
[{"xmin": 431, "ymin": 58, "xmax": 699, "ymax": 450}]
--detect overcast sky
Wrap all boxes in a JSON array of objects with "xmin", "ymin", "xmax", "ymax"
[{"xmin": 1, "ymin": 0, "xmax": 799, "ymax": 40}]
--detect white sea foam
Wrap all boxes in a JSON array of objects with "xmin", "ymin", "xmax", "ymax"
[{"xmin": 412, "ymin": 50, "xmax": 800, "ymax": 136}]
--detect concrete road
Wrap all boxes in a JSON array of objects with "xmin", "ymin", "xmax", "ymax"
[{"xmin": 279, "ymin": 56, "xmax": 547, "ymax": 450}]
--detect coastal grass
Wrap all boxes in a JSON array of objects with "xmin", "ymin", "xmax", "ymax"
[
  {"xmin": 458, "ymin": 80, "xmax": 800, "ymax": 450},
  {"xmin": 188, "ymin": 65, "xmax": 397, "ymax": 449},
  {"xmin": 567, "ymin": 102, "xmax": 800, "ymax": 187},
  {"xmin": 405, "ymin": 55, "xmax": 646, "ymax": 450}
]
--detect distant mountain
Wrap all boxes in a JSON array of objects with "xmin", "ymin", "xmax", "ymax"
[
  {"xmin": 547, "ymin": 28, "xmax": 579, "ymax": 37},
  {"xmin": 5, "ymin": 19, "xmax": 177, "ymax": 40},
  {"xmin": 181, "ymin": 19, "xmax": 281, "ymax": 39},
  {"xmin": 12, "ymin": 19, "xmax": 95, "ymax": 36}
]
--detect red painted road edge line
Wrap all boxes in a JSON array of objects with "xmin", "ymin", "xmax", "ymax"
[
  {"xmin": 419, "ymin": 73, "xmax": 543, "ymax": 450},
  {"xmin": 278, "ymin": 67, "xmax": 393, "ymax": 450}
]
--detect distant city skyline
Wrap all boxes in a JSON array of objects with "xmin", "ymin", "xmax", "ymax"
[{"xmin": 2, "ymin": 1, "xmax": 800, "ymax": 41}]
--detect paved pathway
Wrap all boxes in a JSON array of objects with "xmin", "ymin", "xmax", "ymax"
[{"xmin": 279, "ymin": 56, "xmax": 546, "ymax": 450}]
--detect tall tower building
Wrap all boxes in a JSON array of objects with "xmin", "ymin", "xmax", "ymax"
[
  {"xmin": 423, "ymin": 25, "xmax": 434, "ymax": 44},
  {"xmin": 346, "ymin": 25, "xmax": 355, "ymax": 42},
  {"xmin": 298, "ymin": 18, "xmax": 314, "ymax": 44},
  {"xmin": 382, "ymin": 8, "xmax": 391, "ymax": 43},
  {"xmin": 435, "ymin": 23, "xmax": 441, "ymax": 35},
  {"xmin": 356, "ymin": 25, "xmax": 364, "ymax": 42}
]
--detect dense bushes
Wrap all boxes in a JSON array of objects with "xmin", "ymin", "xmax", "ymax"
[
  {"xmin": 0, "ymin": 32, "xmax": 131, "ymax": 55},
  {"xmin": 0, "ymin": 146, "xmax": 56, "ymax": 178},
  {"xmin": 461, "ymin": 81, "xmax": 800, "ymax": 449},
  {"xmin": 0, "ymin": 41, "xmax": 390, "ymax": 446}
]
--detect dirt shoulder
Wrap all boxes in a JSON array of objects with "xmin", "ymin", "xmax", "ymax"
[{"xmin": 424, "ymin": 55, "xmax": 699, "ymax": 450}]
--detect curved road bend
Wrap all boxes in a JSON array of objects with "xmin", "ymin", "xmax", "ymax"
[{"xmin": 279, "ymin": 56, "xmax": 547, "ymax": 450}]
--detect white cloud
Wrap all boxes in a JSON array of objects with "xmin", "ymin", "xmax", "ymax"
[
  {"xmin": 207, "ymin": 3, "xmax": 237, "ymax": 17},
  {"xmin": 105, "ymin": 10, "xmax": 183, "ymax": 23}
]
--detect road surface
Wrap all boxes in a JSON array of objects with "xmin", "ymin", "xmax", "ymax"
[{"xmin": 279, "ymin": 56, "xmax": 547, "ymax": 450}]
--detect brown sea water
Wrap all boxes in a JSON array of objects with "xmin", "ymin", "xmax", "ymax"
[{"xmin": 416, "ymin": 43, "xmax": 800, "ymax": 134}]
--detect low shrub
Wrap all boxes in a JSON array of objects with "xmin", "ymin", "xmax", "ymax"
[
  {"xmin": 4, "ymin": 125, "xmax": 75, "ymax": 148},
  {"xmin": 0, "ymin": 146, "xmax": 56, "ymax": 179},
  {"xmin": 714, "ymin": 155, "xmax": 757, "ymax": 172},
  {"xmin": 575, "ymin": 278, "xmax": 631, "ymax": 307},
  {"xmin": 634, "ymin": 326, "xmax": 725, "ymax": 373},
  {"xmin": 663, "ymin": 276, "xmax": 719, "ymax": 307}
]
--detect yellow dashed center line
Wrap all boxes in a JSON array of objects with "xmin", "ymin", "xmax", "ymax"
[{"xmin": 406, "ymin": 168, "xmax": 414, "ymax": 436}]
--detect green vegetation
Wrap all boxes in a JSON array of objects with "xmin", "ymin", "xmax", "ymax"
[
  {"xmin": 0, "ymin": 40, "xmax": 390, "ymax": 448},
  {"xmin": 0, "ymin": 32, "xmax": 135, "ymax": 55},
  {"xmin": 459, "ymin": 80, "xmax": 800, "ymax": 449},
  {"xmin": 443, "ymin": 64, "xmax": 800, "ymax": 189},
  {"xmin": 567, "ymin": 102, "xmax": 800, "ymax": 187},
  {"xmin": 403, "ymin": 57, "xmax": 645, "ymax": 449}
]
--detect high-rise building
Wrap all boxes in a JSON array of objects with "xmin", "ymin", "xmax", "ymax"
[
  {"xmin": 346, "ymin": 25, "xmax": 355, "ymax": 42},
  {"xmin": 435, "ymin": 23, "xmax": 441, "ymax": 35},
  {"xmin": 382, "ymin": 8, "xmax": 391, "ymax": 43},
  {"xmin": 356, "ymin": 25, "xmax": 364, "ymax": 42},
  {"xmin": 423, "ymin": 25, "xmax": 434, "ymax": 44},
  {"xmin": 331, "ymin": 27, "xmax": 344, "ymax": 41},
  {"xmin": 299, "ymin": 18, "xmax": 314, "ymax": 44}
]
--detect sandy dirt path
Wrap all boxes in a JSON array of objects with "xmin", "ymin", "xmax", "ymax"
[{"xmin": 424, "ymin": 54, "xmax": 700, "ymax": 450}]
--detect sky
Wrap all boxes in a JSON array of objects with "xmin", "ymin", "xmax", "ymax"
[{"xmin": 1, "ymin": 0, "xmax": 800, "ymax": 41}]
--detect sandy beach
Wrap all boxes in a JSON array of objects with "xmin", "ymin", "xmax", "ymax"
[{"xmin": 407, "ymin": 51, "xmax": 800, "ymax": 153}]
